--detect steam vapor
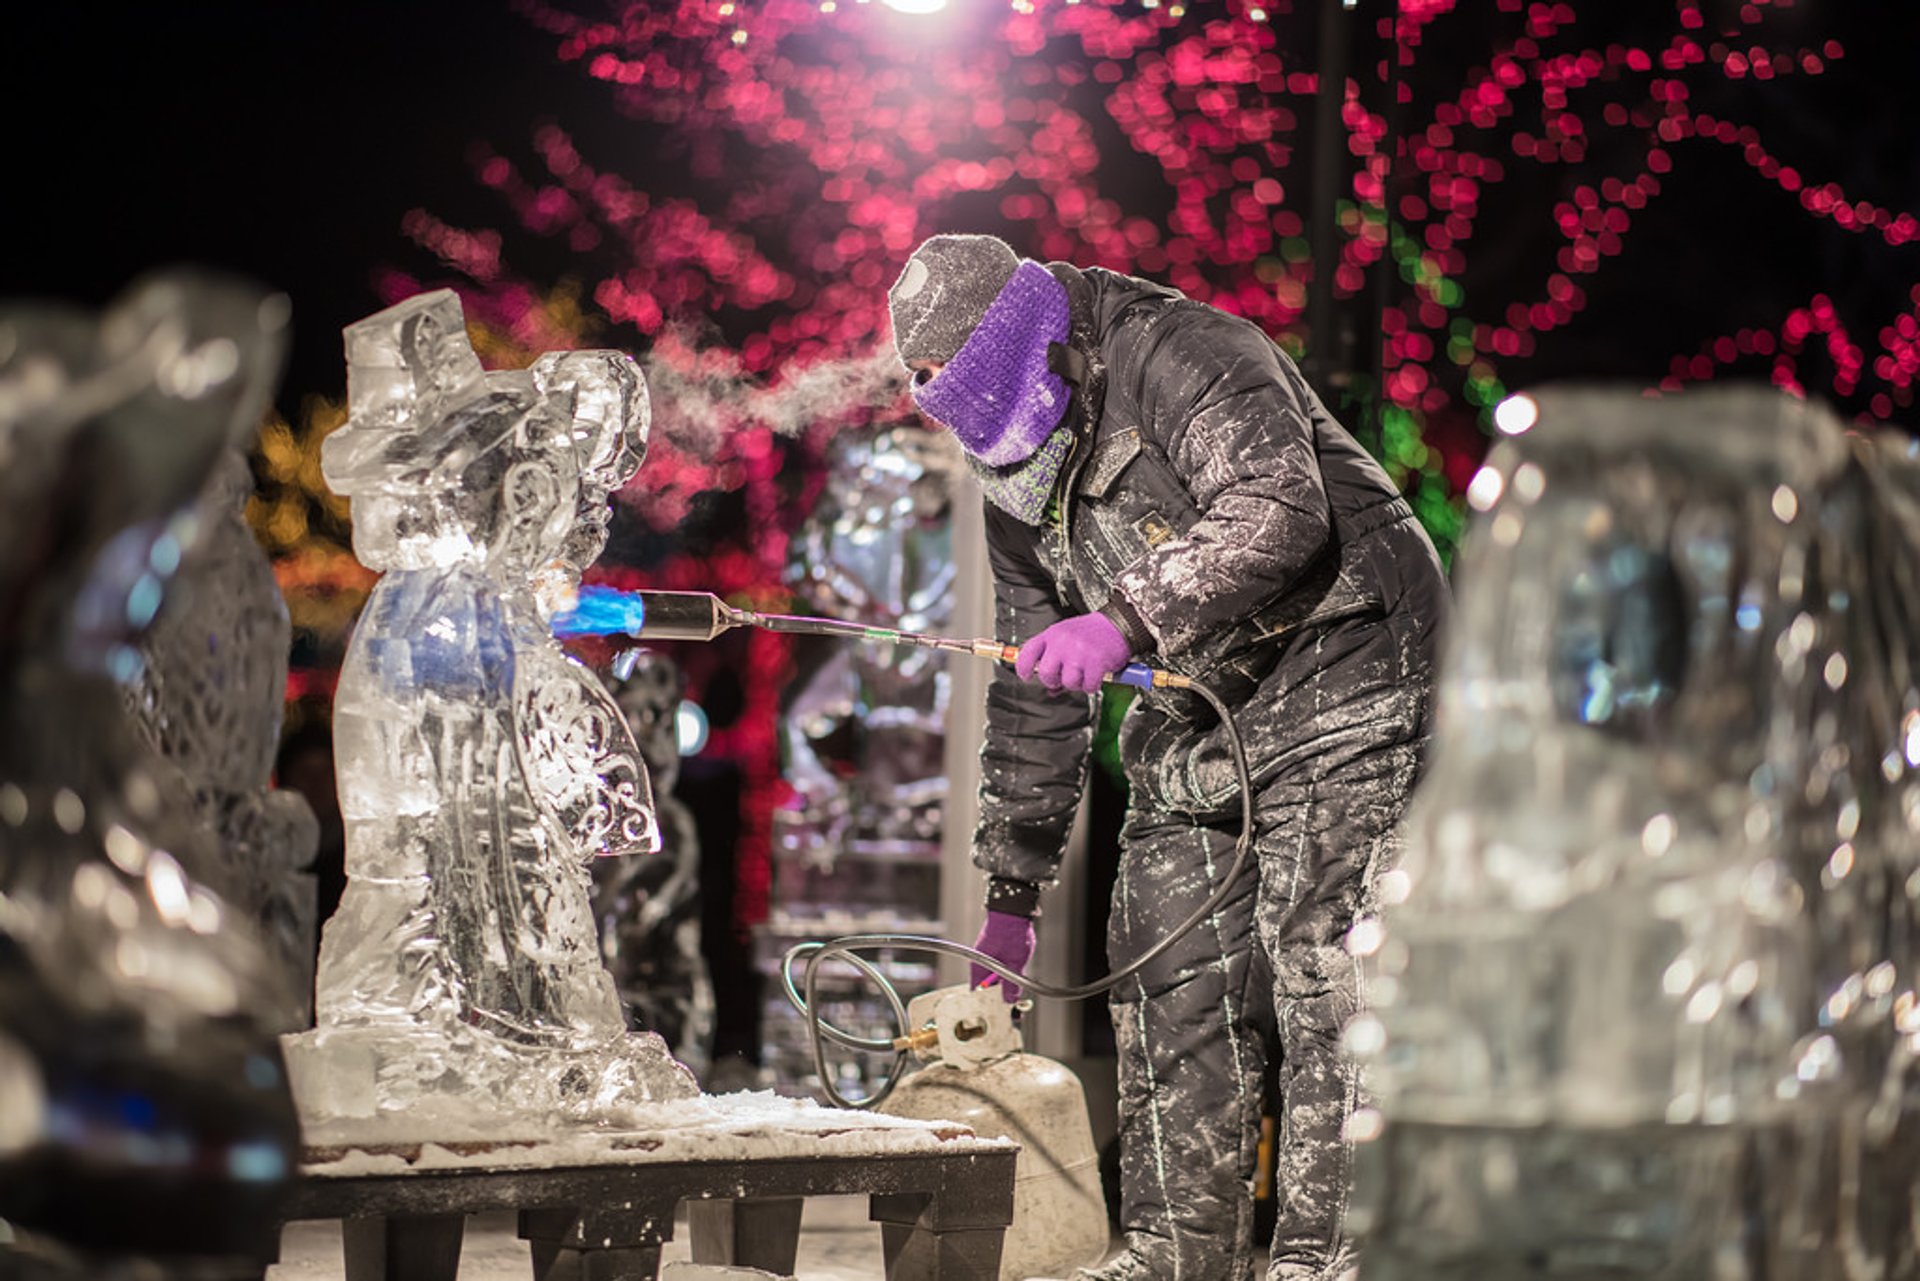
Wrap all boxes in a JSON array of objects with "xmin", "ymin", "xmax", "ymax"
[{"xmin": 638, "ymin": 331, "xmax": 910, "ymax": 458}]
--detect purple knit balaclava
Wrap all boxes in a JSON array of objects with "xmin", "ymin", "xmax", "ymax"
[{"xmin": 909, "ymin": 260, "xmax": 1072, "ymax": 468}]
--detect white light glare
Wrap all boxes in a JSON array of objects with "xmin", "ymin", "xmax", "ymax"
[
  {"xmin": 1493, "ymin": 393, "xmax": 1539, "ymax": 436},
  {"xmin": 1466, "ymin": 466, "xmax": 1505, "ymax": 513},
  {"xmin": 882, "ymin": 0, "xmax": 947, "ymax": 12},
  {"xmin": 677, "ymin": 701, "xmax": 712, "ymax": 757}
]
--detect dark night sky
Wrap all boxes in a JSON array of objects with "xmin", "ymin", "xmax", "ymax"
[
  {"xmin": 4, "ymin": 2, "xmax": 609, "ymax": 416},
  {"xmin": 6, "ymin": 2, "xmax": 1919, "ymax": 428}
]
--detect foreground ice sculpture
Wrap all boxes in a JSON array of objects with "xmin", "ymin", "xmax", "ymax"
[
  {"xmin": 285, "ymin": 291, "xmax": 697, "ymax": 1140},
  {"xmin": 1848, "ymin": 429, "xmax": 1920, "ymax": 1279},
  {"xmin": 0, "ymin": 271, "xmax": 303, "ymax": 1270},
  {"xmin": 1348, "ymin": 384, "xmax": 1920, "ymax": 1280}
]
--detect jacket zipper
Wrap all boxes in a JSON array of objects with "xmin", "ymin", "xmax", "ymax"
[{"xmin": 1053, "ymin": 435, "xmax": 1087, "ymax": 608}]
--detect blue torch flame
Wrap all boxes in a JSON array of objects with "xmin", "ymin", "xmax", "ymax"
[{"xmin": 551, "ymin": 584, "xmax": 648, "ymax": 638}]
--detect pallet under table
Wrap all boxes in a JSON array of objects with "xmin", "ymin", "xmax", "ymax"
[{"xmin": 276, "ymin": 1108, "xmax": 1019, "ymax": 1281}]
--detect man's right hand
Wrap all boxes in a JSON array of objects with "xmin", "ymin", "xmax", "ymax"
[{"xmin": 970, "ymin": 910, "xmax": 1037, "ymax": 1003}]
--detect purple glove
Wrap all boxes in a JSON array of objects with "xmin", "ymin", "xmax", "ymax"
[
  {"xmin": 1016, "ymin": 612, "xmax": 1131, "ymax": 693},
  {"xmin": 970, "ymin": 910, "xmax": 1037, "ymax": 1002}
]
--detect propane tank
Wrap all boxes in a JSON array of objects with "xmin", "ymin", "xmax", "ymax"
[{"xmin": 879, "ymin": 984, "xmax": 1109, "ymax": 1280}]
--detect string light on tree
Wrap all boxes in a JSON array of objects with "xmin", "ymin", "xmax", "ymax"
[{"xmin": 389, "ymin": 0, "xmax": 1917, "ymax": 930}]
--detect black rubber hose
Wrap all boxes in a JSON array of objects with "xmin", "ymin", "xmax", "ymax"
[{"xmin": 784, "ymin": 675, "xmax": 1256, "ymax": 1109}]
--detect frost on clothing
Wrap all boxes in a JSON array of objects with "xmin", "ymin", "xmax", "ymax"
[{"xmin": 966, "ymin": 262, "xmax": 1449, "ymax": 1278}]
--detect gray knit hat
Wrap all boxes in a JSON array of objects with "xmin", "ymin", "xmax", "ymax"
[{"xmin": 888, "ymin": 234, "xmax": 1022, "ymax": 368}]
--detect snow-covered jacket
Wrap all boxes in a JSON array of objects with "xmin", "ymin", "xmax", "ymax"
[{"xmin": 972, "ymin": 263, "xmax": 1444, "ymax": 905}]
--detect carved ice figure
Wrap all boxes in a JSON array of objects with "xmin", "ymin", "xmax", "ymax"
[
  {"xmin": 124, "ymin": 448, "xmax": 320, "ymax": 1029},
  {"xmin": 1349, "ymin": 384, "xmax": 1920, "ymax": 1281},
  {"xmin": 288, "ymin": 291, "xmax": 694, "ymax": 1137},
  {"xmin": 0, "ymin": 270, "xmax": 302, "ymax": 1268}
]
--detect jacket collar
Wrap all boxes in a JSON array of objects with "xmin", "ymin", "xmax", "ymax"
[
  {"xmin": 956, "ymin": 263, "xmax": 1110, "ymax": 527},
  {"xmin": 1043, "ymin": 262, "xmax": 1103, "ymax": 441}
]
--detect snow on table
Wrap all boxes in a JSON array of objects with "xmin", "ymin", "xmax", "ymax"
[{"xmin": 300, "ymin": 1089, "xmax": 1013, "ymax": 1177}]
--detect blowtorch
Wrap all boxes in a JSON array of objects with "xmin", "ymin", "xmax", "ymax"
[
  {"xmin": 557, "ymin": 585, "xmax": 1195, "ymax": 692},
  {"xmin": 554, "ymin": 584, "xmax": 1254, "ymax": 1112}
]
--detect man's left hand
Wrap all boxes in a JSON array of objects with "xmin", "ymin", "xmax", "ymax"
[{"xmin": 1016, "ymin": 613, "xmax": 1131, "ymax": 693}]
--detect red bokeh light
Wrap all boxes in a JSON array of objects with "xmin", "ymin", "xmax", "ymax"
[{"xmin": 380, "ymin": 0, "xmax": 1912, "ymax": 928}]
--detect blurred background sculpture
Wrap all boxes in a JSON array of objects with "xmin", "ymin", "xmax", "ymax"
[
  {"xmin": 123, "ymin": 449, "xmax": 320, "ymax": 1028},
  {"xmin": 1349, "ymin": 384, "xmax": 1920, "ymax": 1280},
  {"xmin": 758, "ymin": 425, "xmax": 960, "ymax": 1098},
  {"xmin": 0, "ymin": 270, "xmax": 305, "ymax": 1274},
  {"xmin": 594, "ymin": 650, "xmax": 717, "ymax": 1082},
  {"xmin": 286, "ymin": 290, "xmax": 697, "ymax": 1141}
]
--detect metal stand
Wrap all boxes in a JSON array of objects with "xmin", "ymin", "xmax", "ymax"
[{"xmin": 275, "ymin": 1142, "xmax": 1017, "ymax": 1281}]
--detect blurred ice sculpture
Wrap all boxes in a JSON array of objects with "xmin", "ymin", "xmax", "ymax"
[
  {"xmin": 286, "ymin": 291, "xmax": 696, "ymax": 1140},
  {"xmin": 1853, "ymin": 430, "xmax": 1920, "ymax": 1280},
  {"xmin": 124, "ymin": 449, "xmax": 320, "ymax": 1030},
  {"xmin": 762, "ymin": 425, "xmax": 958, "ymax": 1094},
  {"xmin": 1348, "ymin": 384, "xmax": 1920, "ymax": 1281},
  {"xmin": 0, "ymin": 270, "xmax": 303, "ymax": 1269},
  {"xmin": 782, "ymin": 425, "xmax": 958, "ymax": 856},
  {"xmin": 594, "ymin": 651, "xmax": 716, "ymax": 1081}
]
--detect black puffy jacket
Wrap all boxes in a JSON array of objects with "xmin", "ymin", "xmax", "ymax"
[{"xmin": 972, "ymin": 263, "xmax": 1445, "ymax": 898}]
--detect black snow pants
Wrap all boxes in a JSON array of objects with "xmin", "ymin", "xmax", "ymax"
[{"xmin": 1101, "ymin": 560, "xmax": 1442, "ymax": 1281}]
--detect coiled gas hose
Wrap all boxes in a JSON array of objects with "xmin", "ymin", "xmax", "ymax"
[{"xmin": 782, "ymin": 673, "xmax": 1254, "ymax": 1110}]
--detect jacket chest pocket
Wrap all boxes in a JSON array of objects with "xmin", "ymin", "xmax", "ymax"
[{"xmin": 1071, "ymin": 428, "xmax": 1200, "ymax": 588}]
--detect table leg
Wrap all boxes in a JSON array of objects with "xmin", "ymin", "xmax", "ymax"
[
  {"xmin": 520, "ymin": 1205, "xmax": 670, "ymax": 1281},
  {"xmin": 340, "ymin": 1213, "xmax": 466, "ymax": 1281},
  {"xmin": 686, "ymin": 1196, "xmax": 804, "ymax": 1274},
  {"xmin": 525, "ymin": 1241, "xmax": 663, "ymax": 1281},
  {"xmin": 871, "ymin": 1188, "xmax": 1011, "ymax": 1281}
]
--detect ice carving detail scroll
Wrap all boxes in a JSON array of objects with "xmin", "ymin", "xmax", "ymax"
[{"xmin": 518, "ymin": 646, "xmax": 657, "ymax": 860}]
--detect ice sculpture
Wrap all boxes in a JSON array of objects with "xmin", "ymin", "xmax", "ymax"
[
  {"xmin": 781, "ymin": 424, "xmax": 958, "ymax": 862},
  {"xmin": 763, "ymin": 425, "xmax": 960, "ymax": 1093},
  {"xmin": 0, "ymin": 270, "xmax": 303, "ymax": 1267},
  {"xmin": 124, "ymin": 448, "xmax": 320, "ymax": 1030},
  {"xmin": 285, "ymin": 291, "xmax": 696, "ymax": 1141},
  {"xmin": 594, "ymin": 651, "xmax": 716, "ymax": 1080},
  {"xmin": 1846, "ymin": 429, "xmax": 1920, "ymax": 1279},
  {"xmin": 1347, "ymin": 384, "xmax": 1920, "ymax": 1280}
]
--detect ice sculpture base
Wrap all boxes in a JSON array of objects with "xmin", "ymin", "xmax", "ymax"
[{"xmin": 282, "ymin": 1023, "xmax": 701, "ymax": 1145}]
